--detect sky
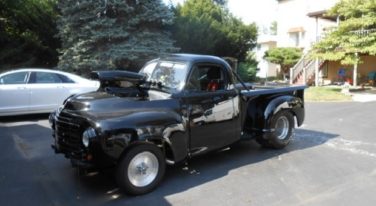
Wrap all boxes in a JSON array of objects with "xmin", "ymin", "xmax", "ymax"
[{"xmin": 163, "ymin": 0, "xmax": 278, "ymax": 28}]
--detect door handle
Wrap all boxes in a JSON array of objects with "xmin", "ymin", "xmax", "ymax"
[
  {"xmin": 212, "ymin": 96, "xmax": 221, "ymax": 102},
  {"xmin": 17, "ymin": 86, "xmax": 27, "ymax": 90},
  {"xmin": 213, "ymin": 95, "xmax": 229, "ymax": 102},
  {"xmin": 181, "ymin": 105, "xmax": 193, "ymax": 115}
]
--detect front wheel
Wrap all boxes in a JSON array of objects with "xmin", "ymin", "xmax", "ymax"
[
  {"xmin": 116, "ymin": 143, "xmax": 165, "ymax": 195},
  {"xmin": 256, "ymin": 110, "xmax": 294, "ymax": 149}
]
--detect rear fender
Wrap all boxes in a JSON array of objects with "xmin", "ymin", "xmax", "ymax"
[{"xmin": 263, "ymin": 95, "xmax": 304, "ymax": 130}]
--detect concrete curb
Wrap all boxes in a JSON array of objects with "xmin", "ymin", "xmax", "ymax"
[{"xmin": 351, "ymin": 93, "xmax": 376, "ymax": 102}]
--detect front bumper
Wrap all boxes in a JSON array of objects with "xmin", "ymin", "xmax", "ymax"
[
  {"xmin": 50, "ymin": 110, "xmax": 94, "ymax": 166},
  {"xmin": 50, "ymin": 110, "xmax": 115, "ymax": 169}
]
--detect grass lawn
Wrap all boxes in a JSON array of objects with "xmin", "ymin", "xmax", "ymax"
[{"xmin": 304, "ymin": 86, "xmax": 353, "ymax": 102}]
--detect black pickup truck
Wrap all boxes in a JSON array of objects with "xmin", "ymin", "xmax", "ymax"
[{"xmin": 50, "ymin": 54, "xmax": 306, "ymax": 195}]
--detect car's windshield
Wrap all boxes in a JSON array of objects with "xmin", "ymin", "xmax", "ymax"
[{"xmin": 140, "ymin": 61, "xmax": 189, "ymax": 93}]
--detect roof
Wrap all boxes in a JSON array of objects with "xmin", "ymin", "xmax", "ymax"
[
  {"xmin": 1, "ymin": 68, "xmax": 70, "ymax": 76},
  {"xmin": 161, "ymin": 53, "xmax": 230, "ymax": 66},
  {"xmin": 307, "ymin": 10, "xmax": 337, "ymax": 21},
  {"xmin": 288, "ymin": 27, "xmax": 305, "ymax": 33},
  {"xmin": 257, "ymin": 35, "xmax": 277, "ymax": 44}
]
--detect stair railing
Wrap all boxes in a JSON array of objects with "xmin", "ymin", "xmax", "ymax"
[{"xmin": 290, "ymin": 53, "xmax": 309, "ymax": 84}]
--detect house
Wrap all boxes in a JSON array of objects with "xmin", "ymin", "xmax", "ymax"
[
  {"xmin": 276, "ymin": 0, "xmax": 339, "ymax": 50},
  {"xmin": 275, "ymin": 0, "xmax": 340, "ymax": 86},
  {"xmin": 274, "ymin": 0, "xmax": 376, "ymax": 86}
]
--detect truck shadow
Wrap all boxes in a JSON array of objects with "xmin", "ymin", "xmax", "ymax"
[
  {"xmin": 0, "ymin": 113, "xmax": 50, "ymax": 123},
  {"xmin": 0, "ymin": 121, "xmax": 338, "ymax": 206},
  {"xmin": 77, "ymin": 129, "xmax": 338, "ymax": 205}
]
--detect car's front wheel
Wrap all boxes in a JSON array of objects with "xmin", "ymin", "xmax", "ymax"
[{"xmin": 116, "ymin": 143, "xmax": 165, "ymax": 195}]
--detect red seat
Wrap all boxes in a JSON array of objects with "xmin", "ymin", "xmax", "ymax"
[
  {"xmin": 206, "ymin": 67, "xmax": 221, "ymax": 91},
  {"xmin": 207, "ymin": 80, "xmax": 219, "ymax": 91}
]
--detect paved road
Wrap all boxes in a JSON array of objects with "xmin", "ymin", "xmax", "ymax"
[{"xmin": 1, "ymin": 102, "xmax": 376, "ymax": 206}]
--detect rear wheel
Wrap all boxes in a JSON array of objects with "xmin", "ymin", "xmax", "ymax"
[
  {"xmin": 116, "ymin": 144, "xmax": 165, "ymax": 195},
  {"xmin": 256, "ymin": 110, "xmax": 294, "ymax": 149}
]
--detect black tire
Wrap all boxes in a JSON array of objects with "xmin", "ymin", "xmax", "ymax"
[
  {"xmin": 116, "ymin": 143, "xmax": 165, "ymax": 195},
  {"xmin": 256, "ymin": 110, "xmax": 294, "ymax": 149}
]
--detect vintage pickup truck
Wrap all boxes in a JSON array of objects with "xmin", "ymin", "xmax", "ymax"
[{"xmin": 50, "ymin": 54, "xmax": 306, "ymax": 195}]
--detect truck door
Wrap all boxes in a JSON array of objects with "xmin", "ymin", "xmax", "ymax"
[{"xmin": 183, "ymin": 64, "xmax": 240, "ymax": 155}]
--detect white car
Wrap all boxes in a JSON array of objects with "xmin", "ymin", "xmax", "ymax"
[{"xmin": 0, "ymin": 68, "xmax": 99, "ymax": 116}]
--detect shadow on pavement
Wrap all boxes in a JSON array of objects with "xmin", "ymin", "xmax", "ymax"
[
  {"xmin": 0, "ymin": 113, "xmax": 50, "ymax": 123},
  {"xmin": 75, "ymin": 129, "xmax": 338, "ymax": 205},
  {"xmin": 0, "ymin": 121, "xmax": 339, "ymax": 205}
]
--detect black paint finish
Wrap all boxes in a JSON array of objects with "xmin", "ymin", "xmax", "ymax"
[{"xmin": 50, "ymin": 54, "xmax": 306, "ymax": 168}]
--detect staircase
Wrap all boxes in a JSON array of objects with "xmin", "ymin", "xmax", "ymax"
[{"xmin": 290, "ymin": 53, "xmax": 324, "ymax": 85}]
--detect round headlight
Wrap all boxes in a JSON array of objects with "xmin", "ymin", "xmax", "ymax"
[
  {"xmin": 82, "ymin": 127, "xmax": 96, "ymax": 147},
  {"xmin": 48, "ymin": 112, "xmax": 55, "ymax": 127}
]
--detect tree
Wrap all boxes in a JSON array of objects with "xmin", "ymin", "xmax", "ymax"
[
  {"xmin": 172, "ymin": 0, "xmax": 257, "ymax": 61},
  {"xmin": 58, "ymin": 0, "xmax": 178, "ymax": 74},
  {"xmin": 0, "ymin": 0, "xmax": 60, "ymax": 70},
  {"xmin": 311, "ymin": 0, "xmax": 376, "ymax": 65},
  {"xmin": 264, "ymin": 47, "xmax": 302, "ymax": 79},
  {"xmin": 311, "ymin": 0, "xmax": 376, "ymax": 86},
  {"xmin": 237, "ymin": 52, "xmax": 258, "ymax": 82}
]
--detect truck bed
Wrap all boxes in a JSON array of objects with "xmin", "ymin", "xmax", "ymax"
[{"xmin": 241, "ymin": 85, "xmax": 307, "ymax": 97}]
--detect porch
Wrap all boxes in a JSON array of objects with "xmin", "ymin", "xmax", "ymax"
[
  {"xmin": 321, "ymin": 55, "xmax": 376, "ymax": 86},
  {"xmin": 290, "ymin": 55, "xmax": 376, "ymax": 87}
]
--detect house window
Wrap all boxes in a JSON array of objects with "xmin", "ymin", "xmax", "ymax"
[
  {"xmin": 288, "ymin": 27, "xmax": 305, "ymax": 47},
  {"xmin": 289, "ymin": 32, "xmax": 300, "ymax": 47}
]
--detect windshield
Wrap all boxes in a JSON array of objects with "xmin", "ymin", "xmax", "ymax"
[{"xmin": 140, "ymin": 61, "xmax": 189, "ymax": 93}]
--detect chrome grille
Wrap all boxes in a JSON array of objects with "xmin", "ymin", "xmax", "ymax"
[{"xmin": 55, "ymin": 111, "xmax": 86, "ymax": 158}]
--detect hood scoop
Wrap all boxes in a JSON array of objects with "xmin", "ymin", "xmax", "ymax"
[
  {"xmin": 90, "ymin": 70, "xmax": 148, "ymax": 97},
  {"xmin": 90, "ymin": 70, "xmax": 146, "ymax": 89}
]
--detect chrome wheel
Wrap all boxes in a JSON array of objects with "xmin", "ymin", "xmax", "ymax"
[
  {"xmin": 256, "ymin": 111, "xmax": 293, "ymax": 149},
  {"xmin": 275, "ymin": 116, "xmax": 289, "ymax": 140},
  {"xmin": 127, "ymin": 151, "xmax": 159, "ymax": 187}
]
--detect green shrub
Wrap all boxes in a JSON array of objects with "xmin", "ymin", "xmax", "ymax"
[{"xmin": 237, "ymin": 62, "xmax": 257, "ymax": 82}]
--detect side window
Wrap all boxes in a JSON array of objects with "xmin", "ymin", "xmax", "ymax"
[
  {"xmin": 186, "ymin": 64, "xmax": 228, "ymax": 92},
  {"xmin": 35, "ymin": 72, "xmax": 63, "ymax": 83},
  {"xmin": 140, "ymin": 61, "xmax": 158, "ymax": 79},
  {"xmin": 0, "ymin": 72, "xmax": 28, "ymax": 84},
  {"xmin": 57, "ymin": 74, "xmax": 75, "ymax": 83}
]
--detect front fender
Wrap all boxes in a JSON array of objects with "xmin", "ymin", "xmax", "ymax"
[{"xmin": 96, "ymin": 111, "xmax": 188, "ymax": 163}]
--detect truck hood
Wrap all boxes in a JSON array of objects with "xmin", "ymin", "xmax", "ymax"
[{"xmin": 63, "ymin": 91, "xmax": 179, "ymax": 121}]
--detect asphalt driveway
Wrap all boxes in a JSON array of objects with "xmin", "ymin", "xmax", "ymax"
[{"xmin": 0, "ymin": 102, "xmax": 375, "ymax": 206}]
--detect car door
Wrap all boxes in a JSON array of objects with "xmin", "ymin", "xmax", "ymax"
[
  {"xmin": 28, "ymin": 71, "xmax": 70, "ymax": 112},
  {"xmin": 0, "ymin": 71, "xmax": 31, "ymax": 115},
  {"xmin": 183, "ymin": 64, "xmax": 240, "ymax": 156}
]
